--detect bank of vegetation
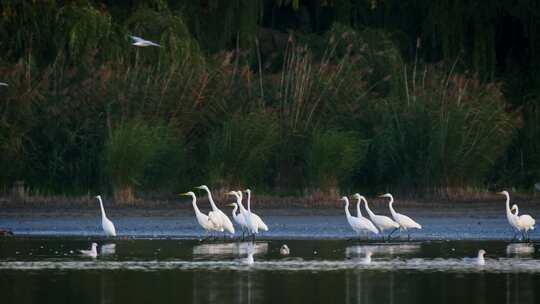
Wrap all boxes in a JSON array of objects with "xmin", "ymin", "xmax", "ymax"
[{"xmin": 0, "ymin": 1, "xmax": 539, "ymax": 204}]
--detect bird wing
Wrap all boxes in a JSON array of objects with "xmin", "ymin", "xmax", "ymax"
[
  {"xmin": 129, "ymin": 35, "xmax": 145, "ymax": 42},
  {"xmin": 208, "ymin": 211, "xmax": 223, "ymax": 231},
  {"xmin": 251, "ymin": 213, "xmax": 269, "ymax": 231},
  {"xmin": 519, "ymin": 214, "xmax": 536, "ymax": 229},
  {"xmin": 396, "ymin": 213, "xmax": 422, "ymax": 229}
]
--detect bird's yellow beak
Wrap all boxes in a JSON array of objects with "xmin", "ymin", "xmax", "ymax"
[
  {"xmin": 179, "ymin": 192, "xmax": 189, "ymax": 196},
  {"xmin": 227, "ymin": 191, "xmax": 236, "ymax": 195},
  {"xmin": 496, "ymin": 191, "xmax": 504, "ymax": 195},
  {"xmin": 227, "ymin": 203, "xmax": 236, "ymax": 207}
]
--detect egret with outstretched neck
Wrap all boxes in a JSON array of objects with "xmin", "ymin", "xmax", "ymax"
[
  {"xmin": 342, "ymin": 196, "xmax": 378, "ymax": 238},
  {"xmin": 380, "ymin": 193, "xmax": 421, "ymax": 240},
  {"xmin": 195, "ymin": 185, "xmax": 235, "ymax": 235},
  {"xmin": 244, "ymin": 189, "xmax": 269, "ymax": 232},
  {"xmin": 180, "ymin": 192, "xmax": 219, "ymax": 236},
  {"xmin": 363, "ymin": 196, "xmax": 399, "ymax": 240},
  {"xmin": 96, "ymin": 195, "xmax": 116, "ymax": 237},
  {"xmin": 498, "ymin": 190, "xmax": 524, "ymax": 240}
]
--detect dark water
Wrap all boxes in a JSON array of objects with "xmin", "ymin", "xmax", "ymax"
[
  {"xmin": 1, "ymin": 211, "xmax": 540, "ymax": 304},
  {"xmin": 1, "ymin": 238, "xmax": 540, "ymax": 304}
]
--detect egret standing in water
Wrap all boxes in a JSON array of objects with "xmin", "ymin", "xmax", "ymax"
[
  {"xmin": 379, "ymin": 193, "xmax": 422, "ymax": 240},
  {"xmin": 79, "ymin": 243, "xmax": 98, "ymax": 258},
  {"xmin": 227, "ymin": 191, "xmax": 248, "ymax": 238},
  {"xmin": 244, "ymin": 189, "xmax": 269, "ymax": 232},
  {"xmin": 498, "ymin": 190, "xmax": 526, "ymax": 240},
  {"xmin": 96, "ymin": 195, "xmax": 116, "ymax": 237},
  {"xmin": 510, "ymin": 203, "xmax": 535, "ymax": 241},
  {"xmin": 180, "ymin": 192, "xmax": 219, "ymax": 237},
  {"xmin": 195, "ymin": 185, "xmax": 235, "ymax": 235},
  {"xmin": 342, "ymin": 196, "xmax": 378, "ymax": 238},
  {"xmin": 363, "ymin": 196, "xmax": 399, "ymax": 240}
]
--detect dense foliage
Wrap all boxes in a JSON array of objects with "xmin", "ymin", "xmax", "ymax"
[{"xmin": 0, "ymin": 0, "xmax": 538, "ymax": 202}]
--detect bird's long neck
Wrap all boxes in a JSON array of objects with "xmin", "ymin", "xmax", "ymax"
[
  {"xmin": 504, "ymin": 193, "xmax": 512, "ymax": 219},
  {"xmin": 388, "ymin": 197, "xmax": 397, "ymax": 217},
  {"xmin": 205, "ymin": 189, "xmax": 218, "ymax": 210},
  {"xmin": 364, "ymin": 199, "xmax": 376, "ymax": 218},
  {"xmin": 355, "ymin": 198, "xmax": 362, "ymax": 217},
  {"xmin": 232, "ymin": 204, "xmax": 238, "ymax": 216},
  {"xmin": 98, "ymin": 197, "xmax": 107, "ymax": 219},
  {"xmin": 247, "ymin": 192, "xmax": 252, "ymax": 213},
  {"xmin": 191, "ymin": 195, "xmax": 202, "ymax": 216},
  {"xmin": 344, "ymin": 199, "xmax": 352, "ymax": 218}
]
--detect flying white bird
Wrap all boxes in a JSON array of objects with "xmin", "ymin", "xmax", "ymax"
[
  {"xmin": 380, "ymin": 193, "xmax": 422, "ymax": 240},
  {"xmin": 195, "ymin": 185, "xmax": 235, "ymax": 235},
  {"xmin": 129, "ymin": 35, "xmax": 161, "ymax": 47},
  {"xmin": 342, "ymin": 196, "xmax": 378, "ymax": 238},
  {"xmin": 79, "ymin": 243, "xmax": 98, "ymax": 258},
  {"xmin": 96, "ymin": 195, "xmax": 116, "ymax": 237},
  {"xmin": 363, "ymin": 196, "xmax": 399, "ymax": 240}
]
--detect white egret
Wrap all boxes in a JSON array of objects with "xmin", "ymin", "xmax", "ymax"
[
  {"xmin": 510, "ymin": 204, "xmax": 535, "ymax": 241},
  {"xmin": 464, "ymin": 249, "xmax": 486, "ymax": 265},
  {"xmin": 227, "ymin": 191, "xmax": 248, "ymax": 237},
  {"xmin": 129, "ymin": 35, "xmax": 161, "ymax": 47},
  {"xmin": 341, "ymin": 196, "xmax": 379, "ymax": 238},
  {"xmin": 79, "ymin": 243, "xmax": 98, "ymax": 258},
  {"xmin": 363, "ymin": 196, "xmax": 399, "ymax": 240},
  {"xmin": 244, "ymin": 189, "xmax": 269, "ymax": 232},
  {"xmin": 498, "ymin": 190, "xmax": 525, "ymax": 240},
  {"xmin": 195, "ymin": 185, "xmax": 235, "ymax": 235},
  {"xmin": 379, "ymin": 193, "xmax": 421, "ymax": 240},
  {"xmin": 96, "ymin": 195, "xmax": 116, "ymax": 237},
  {"xmin": 180, "ymin": 192, "xmax": 219, "ymax": 236},
  {"xmin": 280, "ymin": 244, "xmax": 290, "ymax": 256}
]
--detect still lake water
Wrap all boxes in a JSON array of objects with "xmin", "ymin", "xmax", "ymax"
[{"xmin": 1, "ymin": 212, "xmax": 539, "ymax": 303}]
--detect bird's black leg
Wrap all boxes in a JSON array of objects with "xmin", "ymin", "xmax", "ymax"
[{"xmin": 388, "ymin": 228, "xmax": 398, "ymax": 240}]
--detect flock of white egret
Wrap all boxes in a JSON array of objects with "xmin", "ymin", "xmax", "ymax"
[{"xmin": 81, "ymin": 187, "xmax": 535, "ymax": 265}]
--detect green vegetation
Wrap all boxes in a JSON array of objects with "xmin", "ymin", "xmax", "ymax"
[{"xmin": 0, "ymin": 1, "xmax": 538, "ymax": 202}]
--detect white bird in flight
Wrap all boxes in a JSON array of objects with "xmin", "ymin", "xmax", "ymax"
[
  {"xmin": 342, "ymin": 196, "xmax": 378, "ymax": 238},
  {"xmin": 79, "ymin": 243, "xmax": 98, "ymax": 258},
  {"xmin": 380, "ymin": 193, "xmax": 422, "ymax": 240},
  {"xmin": 129, "ymin": 35, "xmax": 161, "ymax": 47},
  {"xmin": 195, "ymin": 185, "xmax": 235, "ymax": 235},
  {"xmin": 96, "ymin": 195, "xmax": 116, "ymax": 237},
  {"xmin": 362, "ymin": 196, "xmax": 399, "ymax": 240},
  {"xmin": 180, "ymin": 191, "xmax": 219, "ymax": 236}
]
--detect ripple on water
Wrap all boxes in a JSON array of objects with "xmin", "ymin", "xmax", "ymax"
[{"xmin": 2, "ymin": 258, "xmax": 540, "ymax": 273}]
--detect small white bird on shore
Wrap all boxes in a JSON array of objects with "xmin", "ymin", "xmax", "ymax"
[
  {"xmin": 380, "ymin": 193, "xmax": 422, "ymax": 240},
  {"xmin": 129, "ymin": 35, "xmax": 161, "ymax": 47},
  {"xmin": 80, "ymin": 243, "xmax": 98, "ymax": 258},
  {"xmin": 96, "ymin": 195, "xmax": 116, "ymax": 237},
  {"xmin": 280, "ymin": 244, "xmax": 290, "ymax": 256}
]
